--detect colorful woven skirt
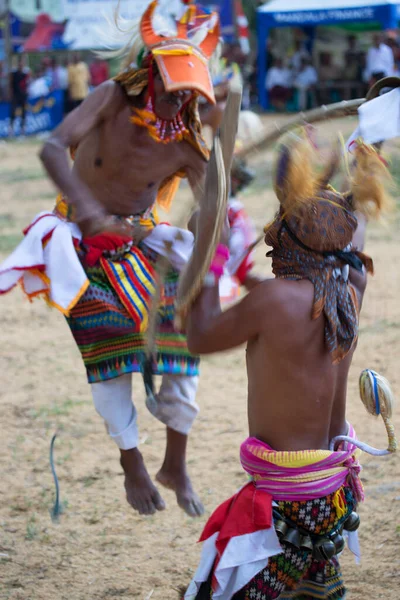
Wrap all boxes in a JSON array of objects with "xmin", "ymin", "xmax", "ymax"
[
  {"xmin": 66, "ymin": 242, "xmax": 199, "ymax": 384},
  {"xmin": 195, "ymin": 487, "xmax": 355, "ymax": 600}
]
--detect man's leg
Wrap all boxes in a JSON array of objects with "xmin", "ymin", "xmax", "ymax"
[
  {"xmin": 9, "ymin": 99, "xmax": 16, "ymax": 136},
  {"xmin": 146, "ymin": 374, "xmax": 204, "ymax": 517},
  {"xmin": 20, "ymin": 101, "xmax": 27, "ymax": 136},
  {"xmin": 91, "ymin": 373, "xmax": 165, "ymax": 515}
]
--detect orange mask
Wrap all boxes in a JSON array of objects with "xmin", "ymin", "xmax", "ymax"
[{"xmin": 140, "ymin": 0, "xmax": 220, "ymax": 105}]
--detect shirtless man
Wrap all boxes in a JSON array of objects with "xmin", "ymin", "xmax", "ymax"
[
  {"xmin": 184, "ymin": 133, "xmax": 392, "ymax": 599},
  {"xmin": 0, "ymin": 1, "xmax": 220, "ymax": 517}
]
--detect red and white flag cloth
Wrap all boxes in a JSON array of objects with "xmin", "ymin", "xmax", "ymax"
[
  {"xmin": 235, "ymin": 0, "xmax": 250, "ymax": 55},
  {"xmin": 0, "ymin": 212, "xmax": 194, "ymax": 314},
  {"xmin": 0, "ymin": 212, "xmax": 87, "ymax": 313},
  {"xmin": 184, "ymin": 482, "xmax": 282, "ymax": 599}
]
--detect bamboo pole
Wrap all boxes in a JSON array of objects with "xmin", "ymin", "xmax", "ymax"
[{"xmin": 236, "ymin": 98, "xmax": 365, "ymax": 158}]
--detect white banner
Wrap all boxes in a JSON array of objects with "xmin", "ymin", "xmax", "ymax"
[
  {"xmin": 60, "ymin": 0, "xmax": 184, "ymax": 50},
  {"xmin": 61, "ymin": 0, "xmax": 147, "ymax": 20},
  {"xmin": 10, "ymin": 0, "xmax": 65, "ymax": 23}
]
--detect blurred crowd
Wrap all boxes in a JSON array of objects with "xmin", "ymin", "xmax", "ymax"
[
  {"xmin": 265, "ymin": 32, "xmax": 400, "ymax": 111},
  {"xmin": 0, "ymin": 52, "xmax": 109, "ymax": 135},
  {"xmin": 2, "ymin": 29, "xmax": 400, "ymax": 134}
]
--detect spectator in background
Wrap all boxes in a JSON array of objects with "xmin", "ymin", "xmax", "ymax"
[
  {"xmin": 59, "ymin": 57, "xmax": 70, "ymax": 114},
  {"xmin": 41, "ymin": 56, "xmax": 53, "ymax": 89},
  {"xmin": 50, "ymin": 56, "xmax": 68, "ymax": 92},
  {"xmin": 265, "ymin": 57, "xmax": 292, "ymax": 111},
  {"xmin": 67, "ymin": 52, "xmax": 90, "ymax": 111},
  {"xmin": 222, "ymin": 41, "xmax": 252, "ymax": 109},
  {"xmin": 9, "ymin": 55, "xmax": 30, "ymax": 136},
  {"xmin": 318, "ymin": 52, "xmax": 339, "ymax": 104},
  {"xmin": 89, "ymin": 57, "xmax": 109, "ymax": 88},
  {"xmin": 289, "ymin": 39, "xmax": 310, "ymax": 76},
  {"xmin": 365, "ymin": 33, "xmax": 394, "ymax": 87},
  {"xmin": 344, "ymin": 35, "xmax": 363, "ymax": 81},
  {"xmin": 294, "ymin": 57, "xmax": 318, "ymax": 111},
  {"xmin": 28, "ymin": 67, "xmax": 50, "ymax": 99},
  {"xmin": 0, "ymin": 61, "xmax": 9, "ymax": 102},
  {"xmin": 266, "ymin": 38, "xmax": 274, "ymax": 69},
  {"xmin": 385, "ymin": 35, "xmax": 400, "ymax": 75},
  {"xmin": 319, "ymin": 52, "xmax": 339, "ymax": 82}
]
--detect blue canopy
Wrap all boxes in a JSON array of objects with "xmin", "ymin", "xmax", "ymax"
[
  {"xmin": 257, "ymin": 0, "xmax": 400, "ymax": 108},
  {"xmin": 201, "ymin": 0, "xmax": 237, "ymax": 41}
]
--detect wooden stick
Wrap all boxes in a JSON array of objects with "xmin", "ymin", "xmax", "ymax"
[{"xmin": 236, "ymin": 98, "xmax": 365, "ymax": 159}]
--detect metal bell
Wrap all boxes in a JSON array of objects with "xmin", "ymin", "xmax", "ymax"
[
  {"xmin": 343, "ymin": 512, "xmax": 360, "ymax": 532},
  {"xmin": 282, "ymin": 527, "xmax": 301, "ymax": 549},
  {"xmin": 331, "ymin": 532, "xmax": 345, "ymax": 554},
  {"xmin": 313, "ymin": 538, "xmax": 336, "ymax": 561},
  {"xmin": 274, "ymin": 520, "xmax": 288, "ymax": 538},
  {"xmin": 300, "ymin": 534, "xmax": 314, "ymax": 552}
]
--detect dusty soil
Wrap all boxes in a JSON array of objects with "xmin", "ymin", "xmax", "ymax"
[{"xmin": 0, "ymin": 118, "xmax": 399, "ymax": 600}]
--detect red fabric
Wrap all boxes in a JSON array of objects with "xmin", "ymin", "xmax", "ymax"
[
  {"xmin": 235, "ymin": 0, "xmax": 249, "ymax": 38},
  {"xmin": 236, "ymin": 256, "xmax": 254, "ymax": 285},
  {"xmin": 199, "ymin": 482, "xmax": 273, "ymax": 592},
  {"xmin": 23, "ymin": 14, "xmax": 65, "ymax": 52},
  {"xmin": 83, "ymin": 233, "xmax": 132, "ymax": 267},
  {"xmin": 90, "ymin": 61, "xmax": 109, "ymax": 87}
]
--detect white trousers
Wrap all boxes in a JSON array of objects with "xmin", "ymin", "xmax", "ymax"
[{"xmin": 91, "ymin": 373, "xmax": 199, "ymax": 450}]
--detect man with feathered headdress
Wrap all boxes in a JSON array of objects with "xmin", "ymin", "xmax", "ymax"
[
  {"xmin": 0, "ymin": 0, "xmax": 220, "ymax": 517},
  {"xmin": 184, "ymin": 132, "xmax": 394, "ymax": 599}
]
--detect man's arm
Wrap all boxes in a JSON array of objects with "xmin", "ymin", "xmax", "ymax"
[
  {"xmin": 39, "ymin": 80, "xmax": 120, "ymax": 235},
  {"xmin": 186, "ymin": 280, "xmax": 268, "ymax": 354},
  {"xmin": 349, "ymin": 211, "xmax": 368, "ymax": 304},
  {"xmin": 185, "ymin": 156, "xmax": 207, "ymax": 203}
]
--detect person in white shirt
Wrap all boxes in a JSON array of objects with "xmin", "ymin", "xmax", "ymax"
[
  {"xmin": 294, "ymin": 58, "xmax": 318, "ymax": 111},
  {"xmin": 265, "ymin": 58, "xmax": 292, "ymax": 111},
  {"xmin": 289, "ymin": 40, "xmax": 310, "ymax": 76},
  {"xmin": 365, "ymin": 33, "xmax": 394, "ymax": 86},
  {"xmin": 28, "ymin": 68, "xmax": 50, "ymax": 100}
]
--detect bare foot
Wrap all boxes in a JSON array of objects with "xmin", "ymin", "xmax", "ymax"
[
  {"xmin": 156, "ymin": 467, "xmax": 204, "ymax": 517},
  {"xmin": 120, "ymin": 448, "xmax": 166, "ymax": 516}
]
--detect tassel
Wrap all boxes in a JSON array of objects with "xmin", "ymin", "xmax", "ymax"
[
  {"xmin": 350, "ymin": 140, "xmax": 394, "ymax": 219},
  {"xmin": 273, "ymin": 129, "xmax": 319, "ymax": 214},
  {"xmin": 332, "ymin": 488, "xmax": 346, "ymax": 519},
  {"xmin": 141, "ymin": 355, "xmax": 155, "ymax": 397}
]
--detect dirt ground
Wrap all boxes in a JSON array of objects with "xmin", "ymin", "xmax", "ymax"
[{"xmin": 0, "ymin": 117, "xmax": 400, "ymax": 600}]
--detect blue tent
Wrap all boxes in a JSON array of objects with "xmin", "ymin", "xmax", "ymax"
[
  {"xmin": 257, "ymin": 0, "xmax": 400, "ymax": 108},
  {"xmin": 202, "ymin": 0, "xmax": 237, "ymax": 41}
]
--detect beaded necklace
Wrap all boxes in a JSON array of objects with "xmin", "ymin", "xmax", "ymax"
[{"xmin": 130, "ymin": 96, "xmax": 189, "ymax": 144}]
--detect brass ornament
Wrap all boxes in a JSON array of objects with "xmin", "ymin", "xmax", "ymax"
[
  {"xmin": 282, "ymin": 527, "xmax": 301, "ymax": 549},
  {"xmin": 343, "ymin": 511, "xmax": 360, "ymax": 532},
  {"xmin": 313, "ymin": 538, "xmax": 336, "ymax": 561}
]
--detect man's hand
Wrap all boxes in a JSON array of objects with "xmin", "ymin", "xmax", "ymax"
[{"xmin": 79, "ymin": 215, "xmax": 151, "ymax": 243}]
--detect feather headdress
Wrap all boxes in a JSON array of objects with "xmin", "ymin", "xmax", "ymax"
[{"xmin": 103, "ymin": 0, "xmax": 220, "ymax": 104}]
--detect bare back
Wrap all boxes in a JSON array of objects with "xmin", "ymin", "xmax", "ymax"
[
  {"xmin": 187, "ymin": 219, "xmax": 369, "ymax": 453},
  {"xmin": 246, "ymin": 277, "xmax": 364, "ymax": 451}
]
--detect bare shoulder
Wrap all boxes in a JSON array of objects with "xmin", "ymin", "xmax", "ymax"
[
  {"xmin": 67, "ymin": 81, "xmax": 125, "ymax": 122},
  {"xmin": 248, "ymin": 278, "xmax": 315, "ymax": 329},
  {"xmin": 46, "ymin": 81, "xmax": 126, "ymax": 147},
  {"xmin": 84, "ymin": 80, "xmax": 126, "ymax": 116},
  {"xmin": 244, "ymin": 278, "xmax": 285, "ymax": 320}
]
